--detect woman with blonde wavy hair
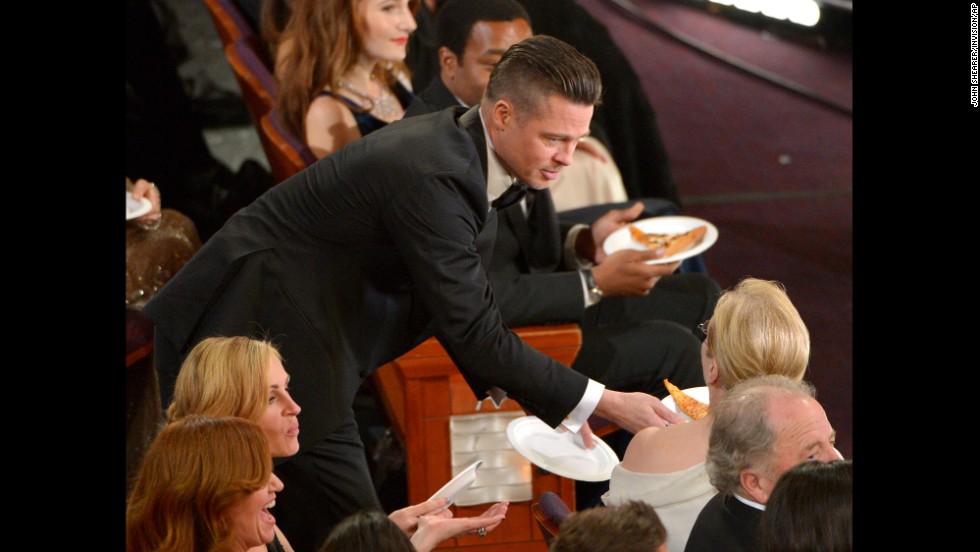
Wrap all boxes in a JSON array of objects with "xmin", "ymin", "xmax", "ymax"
[
  {"xmin": 169, "ymin": 336, "xmax": 507, "ymax": 552},
  {"xmin": 602, "ymin": 277, "xmax": 811, "ymax": 552},
  {"xmin": 125, "ymin": 415, "xmax": 282, "ymax": 552},
  {"xmin": 275, "ymin": 0, "xmax": 419, "ymax": 159},
  {"xmin": 167, "ymin": 336, "xmax": 280, "ymax": 427}
]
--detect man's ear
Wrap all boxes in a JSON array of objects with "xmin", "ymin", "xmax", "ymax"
[
  {"xmin": 438, "ymin": 46, "xmax": 458, "ymax": 76},
  {"xmin": 738, "ymin": 467, "xmax": 772, "ymax": 505},
  {"xmin": 490, "ymin": 99, "xmax": 513, "ymax": 131}
]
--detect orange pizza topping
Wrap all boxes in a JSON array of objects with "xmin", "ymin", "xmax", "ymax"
[{"xmin": 664, "ymin": 379, "xmax": 709, "ymax": 420}]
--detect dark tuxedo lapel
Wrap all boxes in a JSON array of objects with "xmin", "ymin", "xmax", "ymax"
[
  {"xmin": 458, "ymin": 105, "xmax": 498, "ymax": 261},
  {"xmin": 500, "ymin": 193, "xmax": 562, "ymax": 273},
  {"xmin": 459, "ymin": 106, "xmax": 488, "ymax": 182},
  {"xmin": 502, "ymin": 202, "xmax": 534, "ymax": 259},
  {"xmin": 524, "ymin": 189, "xmax": 561, "ymax": 271}
]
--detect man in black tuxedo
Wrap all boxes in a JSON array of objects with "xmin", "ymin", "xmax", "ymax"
[
  {"xmin": 145, "ymin": 36, "xmax": 687, "ymax": 552},
  {"xmin": 406, "ymin": 0, "xmax": 680, "ymax": 205},
  {"xmin": 685, "ymin": 376, "xmax": 841, "ymax": 552},
  {"xmin": 405, "ymin": 0, "xmax": 719, "ymax": 402}
]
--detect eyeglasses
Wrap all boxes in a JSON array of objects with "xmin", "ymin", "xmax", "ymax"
[{"xmin": 696, "ymin": 321, "xmax": 710, "ymax": 342}]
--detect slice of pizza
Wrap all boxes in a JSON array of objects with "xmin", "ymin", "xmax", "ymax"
[
  {"xmin": 629, "ymin": 224, "xmax": 708, "ymax": 257},
  {"xmin": 664, "ymin": 379, "xmax": 709, "ymax": 420}
]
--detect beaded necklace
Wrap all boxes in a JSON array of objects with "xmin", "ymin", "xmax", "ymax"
[{"xmin": 337, "ymin": 77, "xmax": 399, "ymax": 121}]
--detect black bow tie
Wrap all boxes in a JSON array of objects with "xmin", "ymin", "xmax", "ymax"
[{"xmin": 491, "ymin": 181, "xmax": 530, "ymax": 210}]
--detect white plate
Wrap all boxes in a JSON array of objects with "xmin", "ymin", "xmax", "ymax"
[
  {"xmin": 505, "ymin": 416, "xmax": 619, "ymax": 482},
  {"xmin": 602, "ymin": 216, "xmax": 719, "ymax": 264},
  {"xmin": 662, "ymin": 386, "xmax": 710, "ymax": 423},
  {"xmin": 126, "ymin": 192, "xmax": 153, "ymax": 220},
  {"xmin": 427, "ymin": 460, "xmax": 483, "ymax": 513}
]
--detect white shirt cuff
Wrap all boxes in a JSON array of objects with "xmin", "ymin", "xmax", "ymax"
[
  {"xmin": 563, "ymin": 224, "xmax": 594, "ymax": 270},
  {"xmin": 560, "ymin": 379, "xmax": 605, "ymax": 433}
]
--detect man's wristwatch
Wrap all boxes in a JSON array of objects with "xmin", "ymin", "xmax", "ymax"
[{"xmin": 583, "ymin": 268, "xmax": 603, "ymax": 303}]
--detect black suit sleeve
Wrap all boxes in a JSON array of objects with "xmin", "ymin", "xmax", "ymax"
[
  {"xmin": 385, "ymin": 174, "xmax": 588, "ymax": 426},
  {"xmin": 488, "ymin": 207, "xmax": 588, "ymax": 327},
  {"xmin": 488, "ymin": 269, "xmax": 586, "ymax": 328}
]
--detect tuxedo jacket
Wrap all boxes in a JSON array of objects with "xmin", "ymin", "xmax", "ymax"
[
  {"xmin": 404, "ymin": 78, "xmax": 685, "ymax": 328},
  {"xmin": 684, "ymin": 492, "xmax": 763, "ymax": 552},
  {"xmin": 143, "ymin": 106, "xmax": 589, "ymax": 451},
  {"xmin": 407, "ymin": 78, "xmax": 594, "ymax": 326}
]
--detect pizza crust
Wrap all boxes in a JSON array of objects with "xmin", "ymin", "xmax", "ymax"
[
  {"xmin": 629, "ymin": 224, "xmax": 707, "ymax": 257},
  {"xmin": 664, "ymin": 379, "xmax": 709, "ymax": 420}
]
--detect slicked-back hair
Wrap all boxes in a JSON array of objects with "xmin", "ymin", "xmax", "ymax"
[
  {"xmin": 436, "ymin": 0, "xmax": 531, "ymax": 60},
  {"xmin": 484, "ymin": 35, "xmax": 602, "ymax": 118},
  {"xmin": 705, "ymin": 375, "xmax": 816, "ymax": 495}
]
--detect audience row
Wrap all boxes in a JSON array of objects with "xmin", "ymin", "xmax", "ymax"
[{"xmin": 126, "ymin": 1, "xmax": 850, "ymax": 550}]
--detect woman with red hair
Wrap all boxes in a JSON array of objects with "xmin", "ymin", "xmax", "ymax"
[
  {"xmin": 125, "ymin": 415, "xmax": 281, "ymax": 552},
  {"xmin": 275, "ymin": 0, "xmax": 419, "ymax": 159}
]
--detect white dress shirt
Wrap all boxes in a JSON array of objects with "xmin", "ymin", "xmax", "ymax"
[{"xmin": 478, "ymin": 108, "xmax": 604, "ymax": 434}]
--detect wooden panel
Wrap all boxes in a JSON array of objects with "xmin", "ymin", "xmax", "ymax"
[
  {"xmin": 420, "ymin": 417, "xmax": 451, "ymax": 500},
  {"xmin": 397, "ymin": 325, "xmax": 581, "ymax": 364},
  {"xmin": 531, "ymin": 469, "xmax": 576, "ymax": 499},
  {"xmin": 371, "ymin": 324, "xmax": 581, "ymax": 552},
  {"xmin": 455, "ymin": 501, "xmax": 533, "ymax": 546},
  {"xmin": 449, "ymin": 376, "xmax": 525, "ymax": 415},
  {"xmin": 404, "ymin": 377, "xmax": 428, "ymax": 502},
  {"xmin": 420, "ymin": 376, "xmax": 452, "ymax": 419}
]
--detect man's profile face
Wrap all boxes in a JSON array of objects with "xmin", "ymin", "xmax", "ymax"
[
  {"xmin": 757, "ymin": 395, "xmax": 838, "ymax": 501},
  {"xmin": 490, "ymin": 94, "xmax": 593, "ymax": 189},
  {"xmin": 442, "ymin": 18, "xmax": 532, "ymax": 107}
]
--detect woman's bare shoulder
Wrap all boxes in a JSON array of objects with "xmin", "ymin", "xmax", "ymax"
[
  {"xmin": 306, "ymin": 93, "xmax": 356, "ymax": 123},
  {"xmin": 620, "ymin": 421, "xmax": 706, "ymax": 472},
  {"xmin": 620, "ymin": 426, "xmax": 667, "ymax": 469},
  {"xmin": 305, "ymin": 95, "xmax": 361, "ymax": 158}
]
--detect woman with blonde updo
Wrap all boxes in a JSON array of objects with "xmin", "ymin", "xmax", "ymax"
[{"xmin": 602, "ymin": 277, "xmax": 811, "ymax": 552}]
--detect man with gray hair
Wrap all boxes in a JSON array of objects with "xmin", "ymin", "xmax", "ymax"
[{"xmin": 684, "ymin": 375, "xmax": 840, "ymax": 552}]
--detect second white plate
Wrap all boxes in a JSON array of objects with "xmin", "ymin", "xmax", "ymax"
[
  {"xmin": 506, "ymin": 416, "xmax": 619, "ymax": 482},
  {"xmin": 426, "ymin": 460, "xmax": 483, "ymax": 513},
  {"xmin": 602, "ymin": 216, "xmax": 718, "ymax": 264}
]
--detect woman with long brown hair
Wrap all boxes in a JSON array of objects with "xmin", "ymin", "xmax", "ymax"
[{"xmin": 275, "ymin": 0, "xmax": 418, "ymax": 159}]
